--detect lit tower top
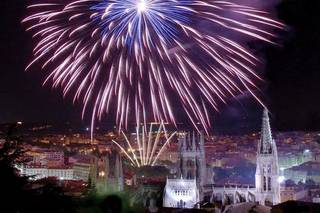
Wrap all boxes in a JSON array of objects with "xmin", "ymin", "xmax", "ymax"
[{"xmin": 259, "ymin": 108, "xmax": 275, "ymax": 154}]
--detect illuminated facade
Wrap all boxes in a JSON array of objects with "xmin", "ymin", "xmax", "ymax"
[
  {"xmin": 22, "ymin": 166, "xmax": 74, "ymax": 180},
  {"xmin": 255, "ymin": 109, "xmax": 280, "ymax": 205},
  {"xmin": 95, "ymin": 153, "xmax": 124, "ymax": 193},
  {"xmin": 178, "ymin": 131, "xmax": 207, "ymax": 198},
  {"xmin": 163, "ymin": 131, "xmax": 210, "ymax": 208},
  {"xmin": 163, "ymin": 178, "xmax": 200, "ymax": 208},
  {"xmin": 163, "ymin": 109, "xmax": 281, "ymax": 208},
  {"xmin": 73, "ymin": 161, "xmax": 96, "ymax": 182}
]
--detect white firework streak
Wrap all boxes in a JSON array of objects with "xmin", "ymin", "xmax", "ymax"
[
  {"xmin": 23, "ymin": 0, "xmax": 284, "ymax": 133},
  {"xmin": 112, "ymin": 122, "xmax": 176, "ymax": 167}
]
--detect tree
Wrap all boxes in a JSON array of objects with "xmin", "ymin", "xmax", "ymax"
[
  {"xmin": 0, "ymin": 123, "xmax": 32, "ymax": 212},
  {"xmin": 0, "ymin": 124, "xmax": 75, "ymax": 213}
]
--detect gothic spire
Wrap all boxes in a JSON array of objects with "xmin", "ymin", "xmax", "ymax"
[
  {"xmin": 199, "ymin": 131, "xmax": 204, "ymax": 152},
  {"xmin": 115, "ymin": 153, "xmax": 120, "ymax": 179},
  {"xmin": 105, "ymin": 154, "xmax": 110, "ymax": 179},
  {"xmin": 119, "ymin": 154, "xmax": 123, "ymax": 179},
  {"xmin": 259, "ymin": 108, "xmax": 273, "ymax": 154},
  {"xmin": 187, "ymin": 132, "xmax": 191, "ymax": 150},
  {"xmin": 181, "ymin": 132, "xmax": 187, "ymax": 152},
  {"xmin": 192, "ymin": 131, "xmax": 196, "ymax": 151}
]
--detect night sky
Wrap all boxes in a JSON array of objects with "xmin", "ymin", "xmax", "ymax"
[{"xmin": 1, "ymin": 0, "xmax": 320, "ymax": 133}]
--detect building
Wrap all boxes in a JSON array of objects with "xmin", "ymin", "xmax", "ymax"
[
  {"xmin": 280, "ymin": 187, "xmax": 308, "ymax": 202},
  {"xmin": 313, "ymin": 196, "xmax": 320, "ymax": 204},
  {"xmin": 71, "ymin": 152, "xmax": 125, "ymax": 193},
  {"xmin": 94, "ymin": 152, "xmax": 124, "ymax": 193},
  {"xmin": 163, "ymin": 108, "xmax": 281, "ymax": 208},
  {"xmin": 158, "ymin": 151, "xmax": 179, "ymax": 163},
  {"xmin": 279, "ymin": 150, "xmax": 313, "ymax": 170},
  {"xmin": 283, "ymin": 169, "xmax": 307, "ymax": 184},
  {"xmin": 30, "ymin": 151, "xmax": 65, "ymax": 167},
  {"xmin": 73, "ymin": 159, "xmax": 97, "ymax": 182},
  {"xmin": 22, "ymin": 166, "xmax": 73, "ymax": 180},
  {"xmin": 163, "ymin": 178, "xmax": 200, "ymax": 208},
  {"xmin": 163, "ymin": 131, "xmax": 212, "ymax": 208},
  {"xmin": 255, "ymin": 109, "xmax": 281, "ymax": 205},
  {"xmin": 282, "ymin": 161, "xmax": 320, "ymax": 184},
  {"xmin": 178, "ymin": 131, "xmax": 209, "ymax": 199}
]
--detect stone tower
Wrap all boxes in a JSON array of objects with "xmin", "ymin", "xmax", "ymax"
[
  {"xmin": 95, "ymin": 154, "xmax": 110, "ymax": 193},
  {"xmin": 94, "ymin": 152, "xmax": 124, "ymax": 193},
  {"xmin": 114, "ymin": 153, "xmax": 124, "ymax": 191},
  {"xmin": 255, "ymin": 109, "xmax": 280, "ymax": 205},
  {"xmin": 179, "ymin": 131, "xmax": 206, "ymax": 199}
]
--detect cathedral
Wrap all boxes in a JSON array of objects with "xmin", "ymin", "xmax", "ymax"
[
  {"xmin": 93, "ymin": 152, "xmax": 124, "ymax": 194},
  {"xmin": 255, "ymin": 109, "xmax": 281, "ymax": 205},
  {"xmin": 163, "ymin": 109, "xmax": 280, "ymax": 208},
  {"xmin": 163, "ymin": 131, "xmax": 210, "ymax": 208}
]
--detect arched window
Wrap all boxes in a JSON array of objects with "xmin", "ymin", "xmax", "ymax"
[
  {"xmin": 268, "ymin": 165, "xmax": 271, "ymax": 173},
  {"xmin": 187, "ymin": 171, "xmax": 193, "ymax": 179}
]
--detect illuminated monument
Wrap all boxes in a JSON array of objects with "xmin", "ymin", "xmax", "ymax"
[
  {"xmin": 163, "ymin": 109, "xmax": 280, "ymax": 208},
  {"xmin": 163, "ymin": 131, "xmax": 210, "ymax": 208},
  {"xmin": 179, "ymin": 132, "xmax": 207, "ymax": 197},
  {"xmin": 255, "ymin": 109, "xmax": 280, "ymax": 205},
  {"xmin": 163, "ymin": 178, "xmax": 200, "ymax": 208},
  {"xmin": 94, "ymin": 152, "xmax": 124, "ymax": 193}
]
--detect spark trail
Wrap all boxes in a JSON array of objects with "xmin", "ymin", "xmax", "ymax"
[
  {"xmin": 23, "ymin": 0, "xmax": 284, "ymax": 132},
  {"xmin": 112, "ymin": 122, "xmax": 176, "ymax": 167}
]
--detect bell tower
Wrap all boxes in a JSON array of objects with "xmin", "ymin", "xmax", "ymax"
[
  {"xmin": 255, "ymin": 109, "xmax": 280, "ymax": 205},
  {"xmin": 179, "ymin": 131, "xmax": 206, "ymax": 199}
]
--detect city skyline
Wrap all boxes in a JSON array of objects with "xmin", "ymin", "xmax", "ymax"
[{"xmin": 1, "ymin": 1, "xmax": 320, "ymax": 212}]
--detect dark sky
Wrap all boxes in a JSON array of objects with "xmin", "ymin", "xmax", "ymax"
[{"xmin": 1, "ymin": 0, "xmax": 320, "ymax": 133}]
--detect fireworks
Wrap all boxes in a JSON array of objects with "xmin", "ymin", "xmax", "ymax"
[
  {"xmin": 112, "ymin": 122, "xmax": 176, "ymax": 167},
  {"xmin": 23, "ymin": 0, "xmax": 283, "ymax": 132}
]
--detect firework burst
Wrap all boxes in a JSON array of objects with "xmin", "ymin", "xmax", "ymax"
[
  {"xmin": 112, "ymin": 122, "xmax": 176, "ymax": 167},
  {"xmin": 23, "ymin": 0, "xmax": 283, "ymax": 132}
]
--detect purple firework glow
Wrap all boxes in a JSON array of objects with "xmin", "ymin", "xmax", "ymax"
[{"xmin": 23, "ymin": 0, "xmax": 283, "ymax": 133}]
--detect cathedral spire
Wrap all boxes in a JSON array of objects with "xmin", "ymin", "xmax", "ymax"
[
  {"xmin": 119, "ymin": 154, "xmax": 123, "ymax": 179},
  {"xmin": 105, "ymin": 154, "xmax": 110, "ymax": 179},
  {"xmin": 181, "ymin": 132, "xmax": 187, "ymax": 152},
  {"xmin": 199, "ymin": 131, "xmax": 204, "ymax": 152},
  {"xmin": 255, "ymin": 108, "xmax": 280, "ymax": 205},
  {"xmin": 118, "ymin": 154, "xmax": 124, "ymax": 191},
  {"xmin": 115, "ymin": 153, "xmax": 120, "ymax": 179},
  {"xmin": 259, "ymin": 108, "xmax": 274, "ymax": 154},
  {"xmin": 192, "ymin": 131, "xmax": 196, "ymax": 151}
]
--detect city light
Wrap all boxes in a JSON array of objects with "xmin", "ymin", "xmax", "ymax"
[
  {"xmin": 1, "ymin": 0, "xmax": 318, "ymax": 212},
  {"xmin": 99, "ymin": 171, "xmax": 105, "ymax": 177},
  {"xmin": 278, "ymin": 176, "xmax": 285, "ymax": 183}
]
